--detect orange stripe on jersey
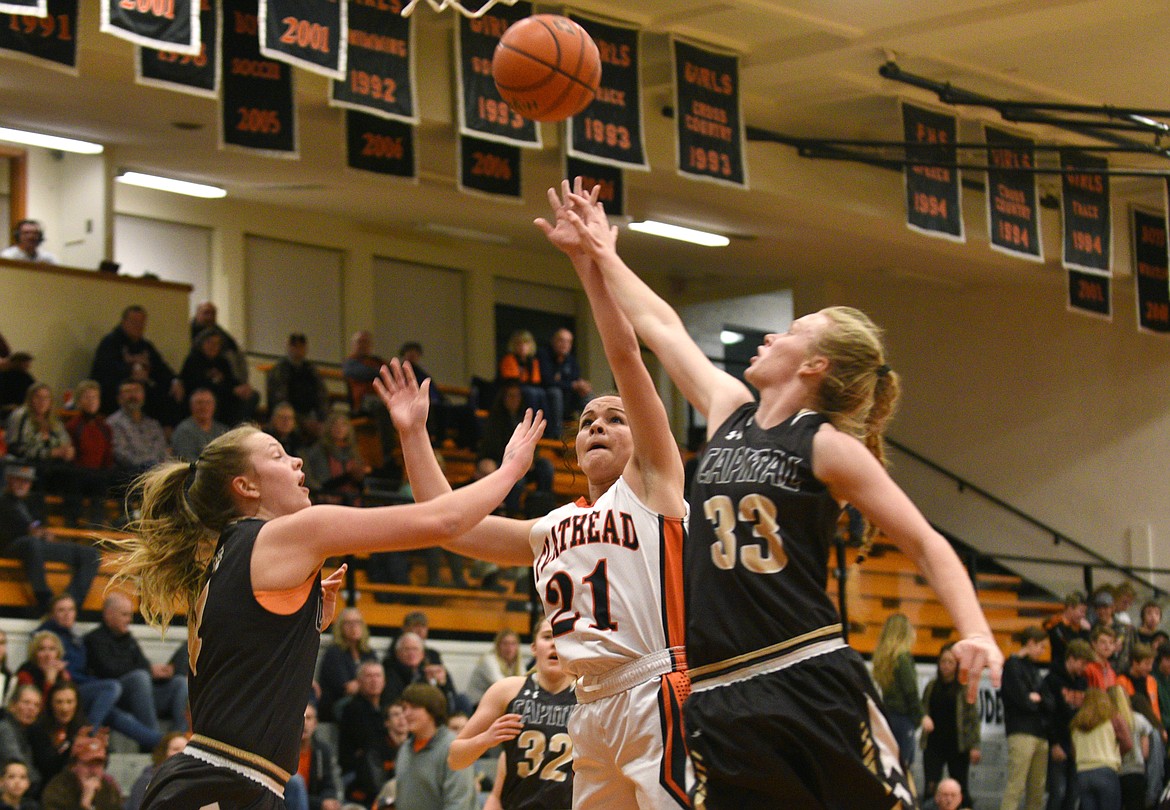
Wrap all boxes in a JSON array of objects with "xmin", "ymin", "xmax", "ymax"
[
  {"xmin": 255, "ymin": 571, "xmax": 316, "ymax": 615},
  {"xmin": 660, "ymin": 516, "xmax": 687, "ymax": 649}
]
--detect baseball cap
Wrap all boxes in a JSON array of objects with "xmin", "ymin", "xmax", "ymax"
[{"xmin": 1093, "ymin": 590, "xmax": 1114, "ymax": 608}]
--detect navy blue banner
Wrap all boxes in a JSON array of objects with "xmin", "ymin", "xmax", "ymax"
[
  {"xmin": 346, "ymin": 110, "xmax": 415, "ymax": 179},
  {"xmin": 903, "ymin": 102, "xmax": 963, "ymax": 241},
  {"xmin": 1068, "ymin": 269, "xmax": 1111, "ymax": 320},
  {"xmin": 985, "ymin": 126, "xmax": 1041, "ymax": 261},
  {"xmin": 137, "ymin": 0, "xmax": 215, "ymax": 97},
  {"xmin": 259, "ymin": 0, "xmax": 345, "ymax": 80},
  {"xmin": 0, "ymin": 0, "xmax": 77, "ymax": 72},
  {"xmin": 1133, "ymin": 207, "xmax": 1170, "ymax": 334},
  {"xmin": 102, "ymin": 0, "xmax": 199, "ymax": 55},
  {"xmin": 330, "ymin": 0, "xmax": 415, "ymax": 123},
  {"xmin": 459, "ymin": 135, "xmax": 521, "ymax": 198},
  {"xmin": 456, "ymin": 1, "xmax": 539, "ymax": 147},
  {"xmin": 1061, "ymin": 150, "xmax": 1111, "ymax": 275},
  {"xmin": 221, "ymin": 0, "xmax": 297, "ymax": 155},
  {"xmin": 568, "ymin": 15, "xmax": 645, "ymax": 170},
  {"xmin": 566, "ymin": 155, "xmax": 623, "ymax": 218},
  {"xmin": 673, "ymin": 39, "xmax": 746, "ymax": 187}
]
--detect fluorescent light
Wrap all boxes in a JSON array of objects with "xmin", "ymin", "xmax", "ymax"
[
  {"xmin": 720, "ymin": 330, "xmax": 745, "ymax": 345},
  {"xmin": 117, "ymin": 171, "xmax": 226, "ymax": 199},
  {"xmin": 627, "ymin": 220, "xmax": 729, "ymax": 247},
  {"xmin": 0, "ymin": 126, "xmax": 103, "ymax": 154},
  {"xmin": 417, "ymin": 222, "xmax": 511, "ymax": 245}
]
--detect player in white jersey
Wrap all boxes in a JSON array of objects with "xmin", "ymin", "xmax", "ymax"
[{"xmin": 375, "ymin": 180, "xmax": 691, "ymax": 809}]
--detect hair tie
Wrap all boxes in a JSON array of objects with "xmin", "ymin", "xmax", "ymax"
[
  {"xmin": 876, "ymin": 364, "xmax": 891, "ymax": 378},
  {"xmin": 188, "ymin": 461, "xmax": 198, "ymax": 476}
]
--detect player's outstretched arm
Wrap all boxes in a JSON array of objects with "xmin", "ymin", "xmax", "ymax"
[
  {"xmin": 813, "ymin": 427, "xmax": 1004, "ymax": 701},
  {"xmin": 448, "ymin": 676, "xmax": 526, "ymax": 770}
]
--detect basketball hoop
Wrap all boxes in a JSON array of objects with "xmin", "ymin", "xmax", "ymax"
[{"xmin": 400, "ymin": 0, "xmax": 519, "ymax": 18}]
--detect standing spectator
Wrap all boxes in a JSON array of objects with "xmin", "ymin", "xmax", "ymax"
[
  {"xmin": 2, "ymin": 220, "xmax": 56, "ymax": 264},
  {"xmin": 89, "ymin": 305, "xmax": 183, "ymax": 424},
  {"xmin": 188, "ymin": 302, "xmax": 248, "ymax": 384},
  {"xmin": 922, "ymin": 642, "xmax": 981, "ymax": 806},
  {"xmin": 0, "ymin": 759, "xmax": 36, "ymax": 810},
  {"xmin": 1071, "ymin": 688, "xmax": 1129, "ymax": 810},
  {"xmin": 267, "ymin": 333, "xmax": 328, "ymax": 437},
  {"xmin": 15, "ymin": 631, "xmax": 71, "ymax": 706},
  {"xmin": 39, "ymin": 730, "xmax": 123, "ymax": 810},
  {"xmin": 0, "ymin": 465, "xmax": 100, "ymax": 615},
  {"xmin": 296, "ymin": 703, "xmax": 342, "ymax": 810},
  {"xmin": 169, "ymin": 389, "xmax": 227, "ymax": 462},
  {"xmin": 28, "ymin": 682, "xmax": 84, "ymax": 787},
  {"xmin": 395, "ymin": 683, "xmax": 475, "ymax": 810},
  {"xmin": 265, "ymin": 402, "xmax": 308, "ymax": 459},
  {"xmin": 316, "ymin": 607, "xmax": 378, "ymax": 723},
  {"xmin": 106, "ymin": 380, "xmax": 169, "ymax": 482},
  {"xmin": 124, "ymin": 732, "xmax": 186, "ymax": 810},
  {"xmin": 84, "ymin": 592, "xmax": 185, "ymax": 737},
  {"xmin": 338, "ymin": 661, "xmax": 389, "ymax": 807},
  {"xmin": 1115, "ymin": 584, "xmax": 1137, "ymax": 627},
  {"xmin": 1043, "ymin": 639, "xmax": 1093, "ymax": 810},
  {"xmin": 538, "ymin": 327, "xmax": 592, "ymax": 432},
  {"xmin": 464, "ymin": 629, "xmax": 521, "ymax": 707},
  {"xmin": 1047, "ymin": 591, "xmax": 1092, "ymax": 681},
  {"xmin": 1093, "ymin": 589, "xmax": 1137, "ymax": 675},
  {"xmin": 1087, "ymin": 625, "xmax": 1120, "ymax": 690},
  {"xmin": 64, "ymin": 380, "xmax": 115, "ymax": 527},
  {"xmin": 1154, "ymin": 645, "xmax": 1170, "ymax": 742},
  {"xmin": 303, "ymin": 412, "xmax": 368, "ymax": 505},
  {"xmin": 0, "ymin": 352, "xmax": 35, "ymax": 415},
  {"xmin": 179, "ymin": 330, "xmax": 255, "ymax": 426},
  {"xmin": 1117, "ymin": 643, "xmax": 1162, "ymax": 733},
  {"xmin": 477, "ymin": 381, "xmax": 554, "ymax": 517},
  {"xmin": 496, "ymin": 330, "xmax": 547, "ymax": 418},
  {"xmin": 1137, "ymin": 602, "xmax": 1164, "ymax": 648},
  {"xmin": 1000, "ymin": 627, "xmax": 1052, "ymax": 810},
  {"xmin": 872, "ymin": 613, "xmax": 922, "ymax": 772},
  {"xmin": 0, "ymin": 686, "xmax": 42, "ymax": 796},
  {"xmin": 1110, "ymin": 685, "xmax": 1152, "ymax": 810},
  {"xmin": 398, "ymin": 342, "xmax": 477, "ymax": 450}
]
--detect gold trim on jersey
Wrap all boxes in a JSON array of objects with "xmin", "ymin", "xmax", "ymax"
[
  {"xmin": 187, "ymin": 733, "xmax": 291, "ymax": 792},
  {"xmin": 688, "ymin": 623, "xmax": 844, "ymax": 682}
]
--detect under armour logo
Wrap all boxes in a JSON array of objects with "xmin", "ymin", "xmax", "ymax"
[{"xmin": 725, "ymin": 430, "xmax": 743, "ymax": 440}]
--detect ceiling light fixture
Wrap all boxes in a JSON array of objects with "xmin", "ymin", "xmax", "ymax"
[
  {"xmin": 417, "ymin": 222, "xmax": 511, "ymax": 245},
  {"xmin": 0, "ymin": 126, "xmax": 103, "ymax": 155},
  {"xmin": 627, "ymin": 220, "xmax": 729, "ymax": 247},
  {"xmin": 116, "ymin": 171, "xmax": 226, "ymax": 199},
  {"xmin": 720, "ymin": 330, "xmax": 745, "ymax": 345}
]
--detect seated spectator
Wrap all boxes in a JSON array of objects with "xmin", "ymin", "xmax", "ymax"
[
  {"xmin": 394, "ymin": 459, "xmax": 469, "ymax": 589},
  {"xmin": 169, "ymin": 388, "xmax": 227, "ymax": 462},
  {"xmin": 477, "ymin": 380, "xmax": 553, "ymax": 517},
  {"xmin": 124, "ymin": 732, "xmax": 185, "ymax": 810},
  {"xmin": 304, "ymin": 412, "xmax": 369, "ymax": 505},
  {"xmin": 29, "ymin": 682, "xmax": 84, "ymax": 787},
  {"xmin": 106, "ymin": 380, "xmax": 169, "ymax": 482},
  {"xmin": 189, "ymin": 301, "xmax": 248, "ymax": 384},
  {"xmin": 180, "ymin": 329, "xmax": 256, "ymax": 426},
  {"xmin": 497, "ymin": 329, "xmax": 548, "ymax": 418},
  {"xmin": 39, "ymin": 729, "xmax": 122, "ymax": 810},
  {"xmin": 1087, "ymin": 625, "xmax": 1119, "ymax": 690},
  {"xmin": 2, "ymin": 220, "xmax": 56, "ymax": 264},
  {"xmin": 265, "ymin": 402, "xmax": 308, "ymax": 459},
  {"xmin": 464, "ymin": 630, "xmax": 521, "ymax": 707},
  {"xmin": 267, "ymin": 333, "xmax": 328, "ymax": 437},
  {"xmin": 538, "ymin": 327, "xmax": 592, "ymax": 433},
  {"xmin": 296, "ymin": 703, "xmax": 342, "ymax": 810},
  {"xmin": 342, "ymin": 331, "xmax": 396, "ymax": 463},
  {"xmin": 90, "ymin": 305, "xmax": 183, "ymax": 426},
  {"xmin": 0, "ymin": 352, "xmax": 34, "ymax": 415},
  {"xmin": 1137, "ymin": 601, "xmax": 1163, "ymax": 647},
  {"xmin": 398, "ymin": 342, "xmax": 477, "ymax": 450},
  {"xmin": 921, "ymin": 642, "xmax": 980, "ymax": 807},
  {"xmin": 84, "ymin": 592, "xmax": 186, "ymax": 737},
  {"xmin": 0, "ymin": 687, "xmax": 42, "ymax": 796},
  {"xmin": 0, "ymin": 630, "xmax": 16, "ymax": 708},
  {"xmin": 64, "ymin": 380, "xmax": 116, "ymax": 527},
  {"xmin": 394, "ymin": 683, "xmax": 475, "ymax": 810},
  {"xmin": 368, "ymin": 701, "xmax": 411, "ymax": 809},
  {"xmin": 0, "ymin": 758, "xmax": 36, "ymax": 810},
  {"xmin": 387, "ymin": 615, "xmax": 471, "ymax": 718},
  {"xmin": 339, "ymin": 661, "xmax": 389, "ymax": 806},
  {"xmin": 0, "ymin": 465, "xmax": 100, "ymax": 615},
  {"xmin": 383, "ymin": 633, "xmax": 426, "ymax": 706},
  {"xmin": 317, "ymin": 607, "xmax": 378, "ymax": 723},
  {"xmin": 927, "ymin": 777, "xmax": 968, "ymax": 810},
  {"xmin": 16, "ymin": 631, "xmax": 71, "ymax": 707}
]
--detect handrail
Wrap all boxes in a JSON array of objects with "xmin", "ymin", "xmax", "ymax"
[{"xmin": 888, "ymin": 437, "xmax": 1164, "ymax": 596}]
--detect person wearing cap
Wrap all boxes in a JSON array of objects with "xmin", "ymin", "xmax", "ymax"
[
  {"xmin": 266, "ymin": 333, "xmax": 329, "ymax": 438},
  {"xmin": 1046, "ymin": 591, "xmax": 1092, "ymax": 681},
  {"xmin": 39, "ymin": 728, "xmax": 123, "ymax": 810},
  {"xmin": 0, "ymin": 464, "xmax": 100, "ymax": 616},
  {"xmin": 1093, "ymin": 587, "xmax": 1137, "ymax": 674}
]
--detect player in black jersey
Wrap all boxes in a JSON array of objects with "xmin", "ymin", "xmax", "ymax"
[
  {"xmin": 106, "ymin": 403, "xmax": 544, "ymax": 810},
  {"xmin": 561, "ymin": 188, "xmax": 1004, "ymax": 810},
  {"xmin": 449, "ymin": 618, "xmax": 576, "ymax": 810}
]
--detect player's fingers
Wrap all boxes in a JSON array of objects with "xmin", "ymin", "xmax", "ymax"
[
  {"xmin": 547, "ymin": 185, "xmax": 561, "ymax": 210},
  {"xmin": 533, "ymin": 217, "xmax": 554, "ymax": 236}
]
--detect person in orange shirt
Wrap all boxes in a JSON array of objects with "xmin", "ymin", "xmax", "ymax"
[
  {"xmin": 1086, "ymin": 625, "xmax": 1118, "ymax": 690},
  {"xmin": 497, "ymin": 330, "xmax": 548, "ymax": 421}
]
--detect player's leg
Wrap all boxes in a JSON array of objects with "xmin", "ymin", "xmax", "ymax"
[
  {"xmin": 568, "ymin": 697, "xmax": 641, "ymax": 809},
  {"xmin": 621, "ymin": 673, "xmax": 691, "ymax": 809}
]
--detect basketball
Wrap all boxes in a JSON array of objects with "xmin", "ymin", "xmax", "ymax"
[{"xmin": 492, "ymin": 15, "xmax": 601, "ymax": 122}]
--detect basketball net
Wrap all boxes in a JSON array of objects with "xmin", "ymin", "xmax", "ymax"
[{"xmin": 400, "ymin": 0, "xmax": 519, "ymax": 18}]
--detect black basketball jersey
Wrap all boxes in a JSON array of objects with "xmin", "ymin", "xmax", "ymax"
[
  {"xmin": 187, "ymin": 518, "xmax": 323, "ymax": 778},
  {"xmin": 686, "ymin": 404, "xmax": 842, "ymax": 671},
  {"xmin": 499, "ymin": 674, "xmax": 577, "ymax": 810}
]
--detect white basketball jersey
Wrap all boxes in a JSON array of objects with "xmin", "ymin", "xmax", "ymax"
[{"xmin": 529, "ymin": 477, "xmax": 686, "ymax": 677}]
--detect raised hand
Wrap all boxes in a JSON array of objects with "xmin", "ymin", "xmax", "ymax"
[
  {"xmin": 501, "ymin": 408, "xmax": 546, "ymax": 476},
  {"xmin": 374, "ymin": 358, "xmax": 431, "ymax": 435},
  {"xmin": 951, "ymin": 634, "xmax": 1004, "ymax": 703},
  {"xmin": 321, "ymin": 563, "xmax": 347, "ymax": 630},
  {"xmin": 535, "ymin": 177, "xmax": 602, "ymax": 257},
  {"xmin": 563, "ymin": 187, "xmax": 618, "ymax": 260}
]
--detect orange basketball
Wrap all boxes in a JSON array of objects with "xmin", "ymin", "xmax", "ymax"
[{"xmin": 492, "ymin": 15, "xmax": 601, "ymax": 122}]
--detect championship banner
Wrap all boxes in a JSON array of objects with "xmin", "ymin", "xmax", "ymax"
[
  {"xmin": 0, "ymin": 1, "xmax": 44, "ymax": 15},
  {"xmin": 1060, "ymin": 149, "xmax": 1111, "ymax": 275},
  {"xmin": 985, "ymin": 126, "xmax": 1041, "ymax": 261},
  {"xmin": 1068, "ymin": 269, "xmax": 1111, "ymax": 320},
  {"xmin": 902, "ymin": 102, "xmax": 963, "ymax": 242},
  {"xmin": 259, "ymin": 0, "xmax": 345, "ymax": 80},
  {"xmin": 346, "ymin": 110, "xmax": 415, "ymax": 180},
  {"xmin": 329, "ymin": 0, "xmax": 416, "ymax": 124},
  {"xmin": 1132, "ymin": 206, "xmax": 1170, "ymax": 335},
  {"xmin": 456, "ymin": 1, "xmax": 540, "ymax": 148},
  {"xmin": 459, "ymin": 134, "xmax": 521, "ymax": 199},
  {"xmin": 0, "ymin": 0, "xmax": 78, "ymax": 73},
  {"xmin": 101, "ymin": 0, "xmax": 199, "ymax": 55},
  {"xmin": 220, "ymin": 0, "xmax": 297, "ymax": 156},
  {"xmin": 566, "ymin": 154, "xmax": 623, "ymax": 217},
  {"xmin": 673, "ymin": 38, "xmax": 747, "ymax": 187},
  {"xmin": 137, "ymin": 0, "xmax": 216, "ymax": 98},
  {"xmin": 567, "ymin": 14, "xmax": 646, "ymax": 171}
]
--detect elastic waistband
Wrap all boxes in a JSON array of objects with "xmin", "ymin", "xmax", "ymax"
[
  {"xmin": 185, "ymin": 734, "xmax": 290, "ymax": 797},
  {"xmin": 575, "ymin": 647, "xmax": 687, "ymax": 704},
  {"xmin": 690, "ymin": 624, "xmax": 847, "ymax": 690}
]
